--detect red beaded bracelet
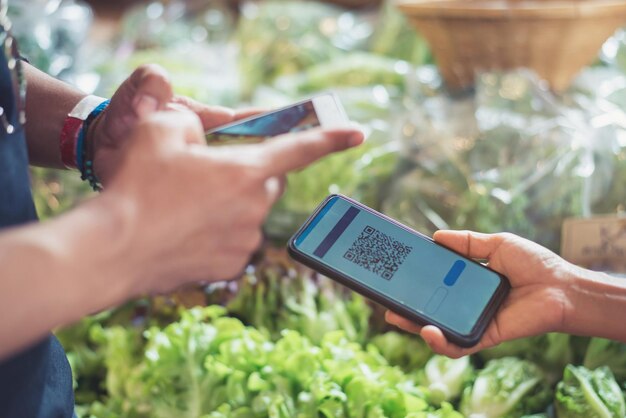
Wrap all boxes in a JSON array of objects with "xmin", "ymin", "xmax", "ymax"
[{"xmin": 59, "ymin": 95, "xmax": 107, "ymax": 169}]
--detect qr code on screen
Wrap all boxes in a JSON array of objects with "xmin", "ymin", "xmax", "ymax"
[{"xmin": 343, "ymin": 226, "xmax": 413, "ymax": 280}]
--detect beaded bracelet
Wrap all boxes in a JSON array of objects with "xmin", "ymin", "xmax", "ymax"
[{"xmin": 76, "ymin": 99, "xmax": 110, "ymax": 192}]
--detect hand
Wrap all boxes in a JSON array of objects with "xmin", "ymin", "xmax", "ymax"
[
  {"xmin": 88, "ymin": 64, "xmax": 256, "ymax": 184},
  {"xmin": 104, "ymin": 109, "xmax": 364, "ymax": 295},
  {"xmin": 385, "ymin": 230, "xmax": 580, "ymax": 358}
]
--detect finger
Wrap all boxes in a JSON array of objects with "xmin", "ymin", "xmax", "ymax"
[
  {"xmin": 172, "ymin": 95, "xmax": 236, "ymax": 131},
  {"xmin": 234, "ymin": 107, "xmax": 268, "ymax": 121},
  {"xmin": 433, "ymin": 230, "xmax": 506, "ymax": 261},
  {"xmin": 386, "ymin": 311, "xmax": 471, "ymax": 357},
  {"xmin": 385, "ymin": 311, "xmax": 423, "ymax": 334},
  {"xmin": 126, "ymin": 64, "xmax": 174, "ymax": 115},
  {"xmin": 259, "ymin": 128, "xmax": 364, "ymax": 176},
  {"xmin": 419, "ymin": 326, "xmax": 480, "ymax": 358}
]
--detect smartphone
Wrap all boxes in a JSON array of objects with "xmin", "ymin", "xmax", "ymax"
[
  {"xmin": 288, "ymin": 195, "xmax": 510, "ymax": 348},
  {"xmin": 206, "ymin": 92, "xmax": 350, "ymax": 144}
]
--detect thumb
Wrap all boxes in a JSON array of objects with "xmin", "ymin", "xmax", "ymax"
[
  {"xmin": 433, "ymin": 230, "xmax": 505, "ymax": 260},
  {"xmin": 99, "ymin": 65, "xmax": 174, "ymax": 146},
  {"xmin": 109, "ymin": 64, "xmax": 173, "ymax": 121},
  {"xmin": 259, "ymin": 127, "xmax": 364, "ymax": 176},
  {"xmin": 126, "ymin": 64, "xmax": 173, "ymax": 117}
]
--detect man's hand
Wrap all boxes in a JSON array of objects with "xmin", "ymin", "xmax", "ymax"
[
  {"xmin": 89, "ymin": 64, "xmax": 251, "ymax": 184},
  {"xmin": 104, "ymin": 109, "xmax": 364, "ymax": 294},
  {"xmin": 385, "ymin": 231, "xmax": 578, "ymax": 358},
  {"xmin": 0, "ymin": 94, "xmax": 363, "ymax": 359}
]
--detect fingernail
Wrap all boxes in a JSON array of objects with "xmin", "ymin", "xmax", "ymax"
[{"xmin": 133, "ymin": 94, "xmax": 159, "ymax": 118}]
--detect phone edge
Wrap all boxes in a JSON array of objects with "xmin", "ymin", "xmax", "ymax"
[{"xmin": 205, "ymin": 91, "xmax": 346, "ymax": 135}]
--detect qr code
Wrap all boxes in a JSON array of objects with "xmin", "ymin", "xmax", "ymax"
[{"xmin": 343, "ymin": 226, "xmax": 413, "ymax": 280}]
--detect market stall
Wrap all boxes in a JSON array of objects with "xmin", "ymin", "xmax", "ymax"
[{"xmin": 11, "ymin": 0, "xmax": 626, "ymax": 417}]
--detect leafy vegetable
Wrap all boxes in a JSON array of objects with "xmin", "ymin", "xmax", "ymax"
[
  {"xmin": 76, "ymin": 306, "xmax": 455, "ymax": 418},
  {"xmin": 226, "ymin": 259, "xmax": 373, "ymax": 345},
  {"xmin": 460, "ymin": 357, "xmax": 552, "ymax": 418},
  {"xmin": 583, "ymin": 338, "xmax": 626, "ymax": 384},
  {"xmin": 276, "ymin": 52, "xmax": 410, "ymax": 96},
  {"xmin": 423, "ymin": 355, "xmax": 474, "ymax": 404},
  {"xmin": 236, "ymin": 0, "xmax": 346, "ymax": 98},
  {"xmin": 369, "ymin": 331, "xmax": 432, "ymax": 373},
  {"xmin": 555, "ymin": 365, "xmax": 626, "ymax": 418},
  {"xmin": 479, "ymin": 334, "xmax": 585, "ymax": 384}
]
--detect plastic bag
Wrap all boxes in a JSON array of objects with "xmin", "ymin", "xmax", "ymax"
[{"xmin": 383, "ymin": 67, "xmax": 626, "ymax": 252}]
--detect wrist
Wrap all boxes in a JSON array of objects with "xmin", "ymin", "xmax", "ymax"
[
  {"xmin": 59, "ymin": 95, "xmax": 107, "ymax": 170},
  {"xmin": 563, "ymin": 264, "xmax": 626, "ymax": 342},
  {"xmin": 60, "ymin": 193, "xmax": 139, "ymax": 307}
]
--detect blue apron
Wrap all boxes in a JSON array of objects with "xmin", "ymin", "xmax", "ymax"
[{"xmin": 0, "ymin": 27, "xmax": 74, "ymax": 418}]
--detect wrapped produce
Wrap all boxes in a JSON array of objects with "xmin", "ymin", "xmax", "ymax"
[{"xmin": 383, "ymin": 69, "xmax": 626, "ymax": 252}]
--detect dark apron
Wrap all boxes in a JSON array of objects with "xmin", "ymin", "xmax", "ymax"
[{"xmin": 0, "ymin": 26, "xmax": 74, "ymax": 418}]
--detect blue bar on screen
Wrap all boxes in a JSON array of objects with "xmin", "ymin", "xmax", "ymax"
[
  {"xmin": 313, "ymin": 206, "xmax": 360, "ymax": 258},
  {"xmin": 443, "ymin": 260, "xmax": 466, "ymax": 286}
]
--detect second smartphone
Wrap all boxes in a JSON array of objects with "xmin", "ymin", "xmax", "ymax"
[
  {"xmin": 206, "ymin": 92, "xmax": 349, "ymax": 144},
  {"xmin": 288, "ymin": 195, "xmax": 510, "ymax": 348}
]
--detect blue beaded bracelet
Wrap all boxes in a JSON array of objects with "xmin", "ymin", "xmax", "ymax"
[{"xmin": 76, "ymin": 99, "xmax": 110, "ymax": 192}]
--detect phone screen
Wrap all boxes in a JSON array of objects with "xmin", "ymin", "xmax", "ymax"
[
  {"xmin": 206, "ymin": 100, "xmax": 321, "ymax": 144},
  {"xmin": 291, "ymin": 196, "xmax": 505, "ymax": 336}
]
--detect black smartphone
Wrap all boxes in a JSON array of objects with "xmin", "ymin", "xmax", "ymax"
[
  {"xmin": 288, "ymin": 194, "xmax": 510, "ymax": 348},
  {"xmin": 205, "ymin": 92, "xmax": 349, "ymax": 144}
]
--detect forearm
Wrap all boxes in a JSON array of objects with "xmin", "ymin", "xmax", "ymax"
[
  {"xmin": 0, "ymin": 194, "xmax": 136, "ymax": 360},
  {"xmin": 563, "ymin": 265, "xmax": 626, "ymax": 342},
  {"xmin": 24, "ymin": 63, "xmax": 87, "ymax": 168}
]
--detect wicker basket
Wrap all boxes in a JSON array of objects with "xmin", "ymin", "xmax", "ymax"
[{"xmin": 397, "ymin": 0, "xmax": 626, "ymax": 92}]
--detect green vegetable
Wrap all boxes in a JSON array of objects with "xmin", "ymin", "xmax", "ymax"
[
  {"xmin": 479, "ymin": 334, "xmax": 584, "ymax": 384},
  {"xmin": 405, "ymin": 402, "xmax": 464, "ymax": 418},
  {"xmin": 423, "ymin": 355, "xmax": 474, "ymax": 404},
  {"xmin": 227, "ymin": 265, "xmax": 373, "ymax": 345},
  {"xmin": 369, "ymin": 331, "xmax": 432, "ymax": 373},
  {"xmin": 83, "ymin": 306, "xmax": 452, "ymax": 417},
  {"xmin": 369, "ymin": 0, "xmax": 432, "ymax": 64},
  {"xmin": 583, "ymin": 338, "xmax": 626, "ymax": 384},
  {"xmin": 555, "ymin": 365, "xmax": 626, "ymax": 418},
  {"xmin": 276, "ymin": 52, "xmax": 409, "ymax": 96},
  {"xmin": 460, "ymin": 357, "xmax": 552, "ymax": 418},
  {"xmin": 236, "ymin": 0, "xmax": 345, "ymax": 98}
]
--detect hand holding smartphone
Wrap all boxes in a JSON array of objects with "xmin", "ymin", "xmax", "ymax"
[
  {"xmin": 288, "ymin": 195, "xmax": 510, "ymax": 348},
  {"xmin": 206, "ymin": 92, "xmax": 350, "ymax": 144}
]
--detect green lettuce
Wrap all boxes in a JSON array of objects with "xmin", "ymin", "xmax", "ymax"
[
  {"xmin": 583, "ymin": 338, "xmax": 626, "ymax": 383},
  {"xmin": 423, "ymin": 355, "xmax": 474, "ymax": 404},
  {"xmin": 369, "ymin": 331, "xmax": 432, "ymax": 373},
  {"xmin": 460, "ymin": 357, "xmax": 552, "ymax": 418},
  {"xmin": 555, "ymin": 365, "xmax": 625, "ymax": 418}
]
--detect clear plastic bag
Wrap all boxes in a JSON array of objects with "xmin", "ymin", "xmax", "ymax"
[{"xmin": 383, "ymin": 67, "xmax": 626, "ymax": 252}]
